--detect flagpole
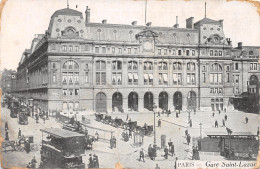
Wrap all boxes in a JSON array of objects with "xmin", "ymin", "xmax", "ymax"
[{"xmin": 145, "ymin": 0, "xmax": 147, "ymax": 24}]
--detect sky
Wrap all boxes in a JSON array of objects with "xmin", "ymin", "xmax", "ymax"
[{"xmin": 0, "ymin": 0, "xmax": 260, "ymax": 70}]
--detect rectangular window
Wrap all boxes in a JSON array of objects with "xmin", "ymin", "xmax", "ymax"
[
  {"xmin": 164, "ymin": 49, "xmax": 167, "ymax": 55},
  {"xmin": 85, "ymin": 45, "xmax": 89, "ymax": 51},
  {"xmin": 203, "ymin": 73, "xmax": 206, "ymax": 83},
  {"xmin": 85, "ymin": 72, "xmax": 89, "ymax": 83},
  {"xmin": 63, "ymin": 45, "xmax": 67, "ymax": 52},
  {"xmin": 112, "ymin": 47, "xmax": 115, "ymax": 54},
  {"xmin": 101, "ymin": 72, "xmax": 106, "ymax": 85},
  {"xmin": 63, "ymin": 89, "xmax": 67, "ymax": 96},
  {"xmin": 62, "ymin": 72, "xmax": 67, "ymax": 83},
  {"xmin": 75, "ymin": 46, "xmax": 79, "ymax": 52},
  {"xmin": 119, "ymin": 48, "xmax": 122, "ymax": 54},
  {"xmin": 158, "ymin": 49, "xmax": 161, "ymax": 55},
  {"xmin": 102, "ymin": 47, "xmax": 106, "ymax": 53},
  {"xmin": 250, "ymin": 63, "xmax": 253, "ymax": 70},
  {"xmin": 69, "ymin": 46, "xmax": 73, "ymax": 52},
  {"xmin": 186, "ymin": 50, "xmax": 190, "ymax": 56},
  {"xmin": 134, "ymin": 48, "xmax": 137, "ymax": 54},
  {"xmin": 254, "ymin": 63, "xmax": 258, "ymax": 70},
  {"xmin": 95, "ymin": 47, "xmax": 99, "ymax": 53},
  {"xmin": 173, "ymin": 73, "xmax": 182, "ymax": 85},
  {"xmin": 75, "ymin": 89, "xmax": 79, "ymax": 95},
  {"xmin": 210, "ymin": 74, "xmax": 213, "ymax": 83},
  {"xmin": 74, "ymin": 72, "xmax": 79, "ymax": 83},
  {"xmin": 192, "ymin": 50, "xmax": 195, "ymax": 56},
  {"xmin": 218, "ymin": 73, "xmax": 222, "ymax": 83},
  {"xmin": 235, "ymin": 63, "xmax": 238, "ymax": 70},
  {"xmin": 235, "ymin": 75, "xmax": 239, "ymax": 83},
  {"xmin": 178, "ymin": 50, "xmax": 182, "ymax": 56},
  {"xmin": 219, "ymin": 51, "xmax": 222, "ymax": 56},
  {"xmin": 172, "ymin": 50, "xmax": 176, "ymax": 55},
  {"xmin": 128, "ymin": 48, "xmax": 131, "ymax": 54},
  {"xmin": 69, "ymin": 89, "xmax": 73, "ymax": 95},
  {"xmin": 96, "ymin": 72, "xmax": 100, "ymax": 85},
  {"xmin": 227, "ymin": 73, "xmax": 230, "ymax": 83},
  {"xmin": 68, "ymin": 72, "xmax": 73, "ymax": 83},
  {"xmin": 210, "ymin": 50, "xmax": 213, "ymax": 56}
]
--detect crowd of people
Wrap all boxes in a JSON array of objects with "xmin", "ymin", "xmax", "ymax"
[{"xmin": 88, "ymin": 154, "xmax": 99, "ymax": 168}]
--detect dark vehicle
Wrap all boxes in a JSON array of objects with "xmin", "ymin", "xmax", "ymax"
[
  {"xmin": 142, "ymin": 125, "xmax": 153, "ymax": 136},
  {"xmin": 95, "ymin": 113, "xmax": 104, "ymax": 122},
  {"xmin": 1, "ymin": 97, "xmax": 7, "ymax": 107},
  {"xmin": 104, "ymin": 115, "xmax": 112, "ymax": 124},
  {"xmin": 40, "ymin": 128, "xmax": 85, "ymax": 169},
  {"xmin": 113, "ymin": 118, "xmax": 124, "ymax": 128},
  {"xmin": 18, "ymin": 108, "xmax": 28, "ymax": 125},
  {"xmin": 10, "ymin": 99, "xmax": 19, "ymax": 118},
  {"xmin": 125, "ymin": 121, "xmax": 137, "ymax": 131}
]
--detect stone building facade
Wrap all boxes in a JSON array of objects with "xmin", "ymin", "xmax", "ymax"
[{"xmin": 11, "ymin": 7, "xmax": 260, "ymax": 113}]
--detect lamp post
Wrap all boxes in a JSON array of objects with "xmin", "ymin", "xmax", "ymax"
[
  {"xmin": 226, "ymin": 127, "xmax": 232, "ymax": 159},
  {"xmin": 153, "ymin": 103, "xmax": 157, "ymax": 146}
]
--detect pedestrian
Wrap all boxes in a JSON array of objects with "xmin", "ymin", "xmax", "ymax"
[
  {"xmin": 93, "ymin": 154, "xmax": 99, "ymax": 168},
  {"xmin": 185, "ymin": 129, "xmax": 188, "ymax": 137},
  {"xmin": 129, "ymin": 129, "xmax": 132, "ymax": 139},
  {"xmin": 88, "ymin": 154, "xmax": 93, "ymax": 168},
  {"xmin": 25, "ymin": 140, "xmax": 31, "ymax": 153},
  {"xmin": 174, "ymin": 157, "xmax": 178, "ymax": 169},
  {"xmin": 95, "ymin": 131, "xmax": 99, "ymax": 141},
  {"xmin": 167, "ymin": 108, "xmax": 170, "ymax": 117},
  {"xmin": 148, "ymin": 144, "xmax": 152, "ymax": 160},
  {"xmin": 5, "ymin": 121, "xmax": 8, "ymax": 131},
  {"xmin": 113, "ymin": 136, "xmax": 117, "ymax": 148},
  {"xmin": 222, "ymin": 119, "xmax": 225, "ymax": 127},
  {"xmin": 18, "ymin": 128, "xmax": 21, "ymax": 138},
  {"xmin": 194, "ymin": 109, "xmax": 196, "ymax": 115},
  {"xmin": 212, "ymin": 111, "xmax": 215, "ymax": 117},
  {"xmin": 168, "ymin": 139, "xmax": 172, "ymax": 152},
  {"xmin": 43, "ymin": 113, "xmax": 46, "ymax": 124},
  {"xmin": 5, "ymin": 130, "xmax": 9, "ymax": 141},
  {"xmin": 126, "ymin": 114, "xmax": 129, "ymax": 121},
  {"xmin": 224, "ymin": 108, "xmax": 226, "ymax": 113},
  {"xmin": 31, "ymin": 156, "xmax": 37, "ymax": 168},
  {"xmin": 189, "ymin": 119, "xmax": 192, "ymax": 127},
  {"xmin": 155, "ymin": 164, "xmax": 160, "ymax": 169},
  {"xmin": 225, "ymin": 114, "xmax": 227, "ymax": 121},
  {"xmin": 139, "ymin": 148, "xmax": 145, "ymax": 162},
  {"xmin": 215, "ymin": 120, "xmax": 218, "ymax": 128},
  {"xmin": 192, "ymin": 146, "xmax": 196, "ymax": 160},
  {"xmin": 170, "ymin": 143, "xmax": 175, "ymax": 156},
  {"xmin": 245, "ymin": 117, "xmax": 248, "ymax": 124},
  {"xmin": 257, "ymin": 127, "xmax": 259, "ymax": 136},
  {"xmin": 164, "ymin": 146, "xmax": 169, "ymax": 159},
  {"xmin": 176, "ymin": 111, "xmax": 179, "ymax": 118},
  {"xmin": 186, "ymin": 134, "xmax": 191, "ymax": 145},
  {"xmin": 219, "ymin": 110, "xmax": 221, "ymax": 114},
  {"xmin": 36, "ymin": 113, "xmax": 39, "ymax": 123},
  {"xmin": 110, "ymin": 137, "xmax": 114, "ymax": 149},
  {"xmin": 152, "ymin": 145, "xmax": 156, "ymax": 160},
  {"xmin": 158, "ymin": 119, "xmax": 161, "ymax": 127},
  {"xmin": 157, "ymin": 111, "xmax": 160, "ymax": 117}
]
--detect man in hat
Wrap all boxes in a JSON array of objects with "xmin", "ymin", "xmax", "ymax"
[
  {"xmin": 215, "ymin": 120, "xmax": 218, "ymax": 128},
  {"xmin": 93, "ymin": 154, "xmax": 99, "ymax": 168},
  {"xmin": 245, "ymin": 117, "xmax": 248, "ymax": 124},
  {"xmin": 5, "ymin": 121, "xmax": 8, "ymax": 131},
  {"xmin": 148, "ymin": 144, "xmax": 152, "ymax": 160},
  {"xmin": 5, "ymin": 130, "xmax": 9, "ymax": 141},
  {"xmin": 224, "ymin": 114, "xmax": 227, "ymax": 121},
  {"xmin": 164, "ymin": 146, "xmax": 169, "ymax": 159},
  {"xmin": 18, "ymin": 128, "xmax": 22, "ymax": 138},
  {"xmin": 88, "ymin": 154, "xmax": 93, "ymax": 168},
  {"xmin": 158, "ymin": 119, "xmax": 161, "ymax": 127},
  {"xmin": 31, "ymin": 156, "xmax": 37, "ymax": 168},
  {"xmin": 186, "ymin": 134, "xmax": 191, "ymax": 145},
  {"xmin": 139, "ymin": 148, "xmax": 145, "ymax": 162},
  {"xmin": 95, "ymin": 131, "xmax": 99, "ymax": 142}
]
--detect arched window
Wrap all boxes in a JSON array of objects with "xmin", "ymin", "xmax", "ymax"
[
  {"xmin": 62, "ymin": 60, "xmax": 79, "ymax": 84},
  {"xmin": 144, "ymin": 61, "xmax": 153, "ymax": 70},
  {"xmin": 112, "ymin": 60, "xmax": 122, "ymax": 85},
  {"xmin": 96, "ymin": 60, "xmax": 106, "ymax": 85},
  {"xmin": 210, "ymin": 63, "xmax": 222, "ymax": 72},
  {"xmin": 158, "ymin": 61, "xmax": 168, "ymax": 70},
  {"xmin": 187, "ymin": 62, "xmax": 195, "ymax": 71},
  {"xmin": 173, "ymin": 62, "xmax": 182, "ymax": 70}
]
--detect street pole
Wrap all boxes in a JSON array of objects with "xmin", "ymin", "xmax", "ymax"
[
  {"xmin": 154, "ymin": 110, "xmax": 156, "ymax": 145},
  {"xmin": 199, "ymin": 123, "xmax": 202, "ymax": 140}
]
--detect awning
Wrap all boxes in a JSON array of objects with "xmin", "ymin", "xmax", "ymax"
[
  {"xmin": 163, "ymin": 74, "xmax": 168, "ymax": 82},
  {"xmin": 133, "ymin": 73, "xmax": 138, "ymax": 80},
  {"xmin": 144, "ymin": 74, "xmax": 149, "ymax": 80},
  {"xmin": 149, "ymin": 74, "xmax": 153, "ymax": 79},
  {"xmin": 128, "ymin": 73, "xmax": 133, "ymax": 80}
]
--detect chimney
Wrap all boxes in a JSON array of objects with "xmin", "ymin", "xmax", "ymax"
[
  {"xmin": 186, "ymin": 17, "xmax": 194, "ymax": 29},
  {"xmin": 102, "ymin": 19, "xmax": 107, "ymax": 24},
  {"xmin": 226, "ymin": 38, "xmax": 232, "ymax": 46},
  {"xmin": 146, "ymin": 22, "xmax": 152, "ymax": 27},
  {"xmin": 238, "ymin": 42, "xmax": 242, "ymax": 49},
  {"xmin": 219, "ymin": 20, "xmax": 223, "ymax": 27},
  {"xmin": 85, "ymin": 6, "xmax": 90, "ymax": 23},
  {"xmin": 131, "ymin": 21, "xmax": 137, "ymax": 26},
  {"xmin": 174, "ymin": 16, "xmax": 179, "ymax": 28}
]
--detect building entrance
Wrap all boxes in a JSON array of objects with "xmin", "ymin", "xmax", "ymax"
[
  {"xmin": 128, "ymin": 92, "xmax": 138, "ymax": 111},
  {"xmin": 173, "ymin": 91, "xmax": 182, "ymax": 110},
  {"xmin": 144, "ymin": 92, "xmax": 153, "ymax": 111},
  {"xmin": 96, "ymin": 92, "xmax": 107, "ymax": 112},
  {"xmin": 159, "ymin": 92, "xmax": 168, "ymax": 110},
  {"xmin": 112, "ymin": 92, "xmax": 123, "ymax": 112}
]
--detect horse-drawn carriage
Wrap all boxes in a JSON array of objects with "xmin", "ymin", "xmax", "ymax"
[
  {"xmin": 113, "ymin": 118, "xmax": 124, "ymax": 128},
  {"xmin": 18, "ymin": 110, "xmax": 28, "ymax": 125},
  {"xmin": 103, "ymin": 115, "xmax": 112, "ymax": 124},
  {"xmin": 95, "ymin": 113, "xmax": 104, "ymax": 122},
  {"xmin": 141, "ymin": 125, "xmax": 153, "ymax": 136},
  {"xmin": 125, "ymin": 121, "xmax": 137, "ymax": 131},
  {"xmin": 1, "ymin": 135, "xmax": 37, "ymax": 152}
]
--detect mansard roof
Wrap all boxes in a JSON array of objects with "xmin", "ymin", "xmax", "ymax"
[
  {"xmin": 51, "ymin": 8, "xmax": 83, "ymax": 18},
  {"xmin": 194, "ymin": 17, "xmax": 220, "ymax": 26}
]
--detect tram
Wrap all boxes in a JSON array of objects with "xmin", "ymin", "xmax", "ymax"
[{"xmin": 40, "ymin": 128, "xmax": 85, "ymax": 169}]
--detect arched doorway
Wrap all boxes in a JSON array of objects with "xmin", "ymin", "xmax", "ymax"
[
  {"xmin": 112, "ymin": 92, "xmax": 123, "ymax": 112},
  {"xmin": 159, "ymin": 92, "xmax": 168, "ymax": 110},
  {"xmin": 128, "ymin": 92, "xmax": 138, "ymax": 111},
  {"xmin": 187, "ymin": 91, "xmax": 196, "ymax": 110},
  {"xmin": 144, "ymin": 92, "xmax": 153, "ymax": 111},
  {"xmin": 96, "ymin": 92, "xmax": 107, "ymax": 112},
  {"xmin": 173, "ymin": 91, "xmax": 182, "ymax": 110},
  {"xmin": 248, "ymin": 75, "xmax": 259, "ymax": 113}
]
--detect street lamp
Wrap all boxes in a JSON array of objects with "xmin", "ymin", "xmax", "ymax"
[
  {"xmin": 153, "ymin": 103, "xmax": 157, "ymax": 146},
  {"xmin": 226, "ymin": 127, "xmax": 233, "ymax": 159}
]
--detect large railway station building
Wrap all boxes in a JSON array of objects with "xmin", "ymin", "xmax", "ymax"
[{"xmin": 11, "ymin": 6, "xmax": 260, "ymax": 113}]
